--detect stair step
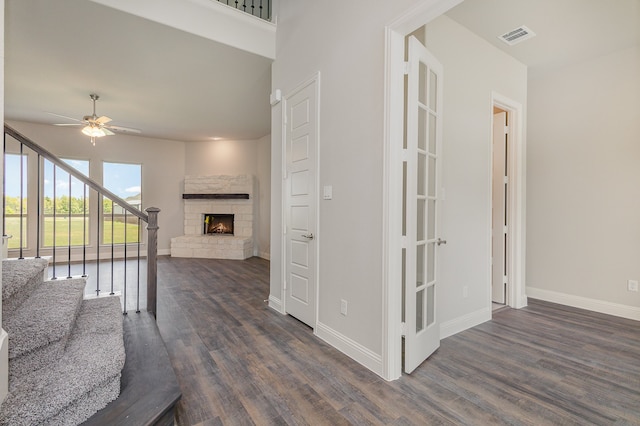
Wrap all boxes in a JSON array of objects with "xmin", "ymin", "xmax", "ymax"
[
  {"xmin": 4, "ymin": 277, "xmax": 86, "ymax": 379},
  {"xmin": 0, "ymin": 296, "xmax": 125, "ymax": 426},
  {"xmin": 2, "ymin": 258, "xmax": 49, "ymax": 318}
]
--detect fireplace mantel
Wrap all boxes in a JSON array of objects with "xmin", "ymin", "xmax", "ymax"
[{"xmin": 182, "ymin": 193, "xmax": 249, "ymax": 200}]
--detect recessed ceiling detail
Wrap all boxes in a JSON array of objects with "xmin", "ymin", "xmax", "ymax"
[{"xmin": 498, "ymin": 25, "xmax": 536, "ymax": 46}]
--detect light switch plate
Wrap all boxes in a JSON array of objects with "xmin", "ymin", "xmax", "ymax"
[{"xmin": 323, "ymin": 185, "xmax": 333, "ymax": 200}]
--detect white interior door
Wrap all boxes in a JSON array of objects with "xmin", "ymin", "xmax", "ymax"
[
  {"xmin": 404, "ymin": 36, "xmax": 443, "ymax": 374},
  {"xmin": 284, "ymin": 78, "xmax": 318, "ymax": 328},
  {"xmin": 492, "ymin": 111, "xmax": 507, "ymax": 304}
]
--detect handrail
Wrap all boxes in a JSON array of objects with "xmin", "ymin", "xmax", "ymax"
[
  {"xmin": 3, "ymin": 124, "xmax": 160, "ymax": 317},
  {"xmin": 4, "ymin": 125, "xmax": 148, "ymax": 222}
]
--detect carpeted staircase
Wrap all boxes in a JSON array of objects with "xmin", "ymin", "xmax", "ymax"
[{"xmin": 0, "ymin": 257, "xmax": 125, "ymax": 425}]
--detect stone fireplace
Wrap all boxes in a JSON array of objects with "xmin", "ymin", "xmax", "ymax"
[{"xmin": 170, "ymin": 175, "xmax": 255, "ymax": 260}]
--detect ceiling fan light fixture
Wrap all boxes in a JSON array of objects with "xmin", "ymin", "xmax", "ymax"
[{"xmin": 82, "ymin": 124, "xmax": 107, "ymax": 138}]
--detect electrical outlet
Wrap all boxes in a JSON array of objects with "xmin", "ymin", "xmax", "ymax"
[
  {"xmin": 340, "ymin": 299, "xmax": 348, "ymax": 315},
  {"xmin": 628, "ymin": 280, "xmax": 639, "ymax": 292},
  {"xmin": 463, "ymin": 286, "xmax": 469, "ymax": 298}
]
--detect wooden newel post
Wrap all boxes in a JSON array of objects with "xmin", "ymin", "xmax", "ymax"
[{"xmin": 145, "ymin": 207, "xmax": 160, "ymax": 318}]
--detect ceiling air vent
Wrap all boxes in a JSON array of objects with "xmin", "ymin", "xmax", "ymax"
[{"xmin": 498, "ymin": 25, "xmax": 536, "ymax": 46}]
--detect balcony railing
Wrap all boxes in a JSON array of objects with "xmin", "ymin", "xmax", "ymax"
[{"xmin": 217, "ymin": 0, "xmax": 271, "ymax": 21}]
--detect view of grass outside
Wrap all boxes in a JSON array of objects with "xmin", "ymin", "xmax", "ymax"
[
  {"xmin": 4, "ymin": 158, "xmax": 143, "ymax": 250},
  {"xmin": 4, "ymin": 216, "xmax": 27, "ymax": 249},
  {"xmin": 5, "ymin": 216, "xmax": 140, "ymax": 248},
  {"xmin": 5, "ymin": 153, "xmax": 28, "ymax": 249},
  {"xmin": 103, "ymin": 217, "xmax": 141, "ymax": 244},
  {"xmin": 103, "ymin": 162, "xmax": 142, "ymax": 245}
]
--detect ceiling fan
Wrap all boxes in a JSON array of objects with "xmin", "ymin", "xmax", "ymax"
[{"xmin": 50, "ymin": 93, "xmax": 141, "ymax": 145}]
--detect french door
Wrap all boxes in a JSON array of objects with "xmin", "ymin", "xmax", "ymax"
[{"xmin": 404, "ymin": 36, "xmax": 443, "ymax": 374}]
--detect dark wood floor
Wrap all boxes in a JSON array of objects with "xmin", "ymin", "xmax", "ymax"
[{"xmin": 154, "ymin": 256, "xmax": 640, "ymax": 425}]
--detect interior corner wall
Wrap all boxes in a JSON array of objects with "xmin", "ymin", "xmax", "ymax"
[
  {"xmin": 271, "ymin": 0, "xmax": 426, "ymax": 360},
  {"xmin": 256, "ymin": 134, "xmax": 271, "ymax": 259},
  {"xmin": 5, "ymin": 120, "xmax": 186, "ymax": 254},
  {"xmin": 424, "ymin": 15, "xmax": 527, "ymax": 327},
  {"xmin": 184, "ymin": 136, "xmax": 271, "ymax": 259},
  {"xmin": 526, "ymin": 46, "xmax": 640, "ymax": 312}
]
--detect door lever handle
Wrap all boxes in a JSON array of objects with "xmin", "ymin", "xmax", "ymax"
[
  {"xmin": 436, "ymin": 238, "xmax": 447, "ymax": 246},
  {"xmin": 302, "ymin": 233, "xmax": 314, "ymax": 240}
]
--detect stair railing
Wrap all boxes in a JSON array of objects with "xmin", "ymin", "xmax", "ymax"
[
  {"xmin": 3, "ymin": 125, "xmax": 160, "ymax": 317},
  {"xmin": 217, "ymin": 0, "xmax": 271, "ymax": 21}
]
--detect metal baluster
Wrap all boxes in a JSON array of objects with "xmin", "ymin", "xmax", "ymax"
[
  {"xmin": 18, "ymin": 143, "xmax": 24, "ymax": 259},
  {"xmin": 52, "ymin": 164, "xmax": 57, "ymax": 279},
  {"xmin": 136, "ymin": 216, "xmax": 141, "ymax": 313},
  {"xmin": 250, "ymin": 0, "xmax": 255, "ymax": 16},
  {"xmin": 2, "ymin": 133, "xmax": 6, "ymax": 239},
  {"xmin": 259, "ymin": 0, "xmax": 263, "ymax": 18},
  {"xmin": 82, "ymin": 183, "xmax": 87, "ymax": 277},
  {"xmin": 96, "ymin": 194, "xmax": 100, "ymax": 296},
  {"xmin": 123, "ymin": 209, "xmax": 128, "ymax": 315},
  {"xmin": 242, "ymin": 0, "xmax": 247, "ymax": 12},
  {"xmin": 235, "ymin": 0, "xmax": 238, "ymax": 9},
  {"xmin": 67, "ymin": 172, "xmax": 72, "ymax": 278},
  {"xmin": 36, "ymin": 154, "xmax": 41, "ymax": 258},
  {"xmin": 110, "ymin": 200, "xmax": 115, "ymax": 295}
]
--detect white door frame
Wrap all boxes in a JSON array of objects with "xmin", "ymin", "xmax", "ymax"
[
  {"xmin": 382, "ymin": 0, "xmax": 462, "ymax": 381},
  {"xmin": 491, "ymin": 92, "xmax": 527, "ymax": 311},
  {"xmin": 280, "ymin": 72, "xmax": 321, "ymax": 329}
]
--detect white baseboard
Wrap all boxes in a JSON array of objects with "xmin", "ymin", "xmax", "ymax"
[
  {"xmin": 268, "ymin": 295, "xmax": 283, "ymax": 313},
  {"xmin": 158, "ymin": 248, "xmax": 171, "ymax": 256},
  {"xmin": 258, "ymin": 251, "xmax": 270, "ymax": 260},
  {"xmin": 440, "ymin": 306, "xmax": 491, "ymax": 339},
  {"xmin": 527, "ymin": 287, "xmax": 640, "ymax": 321},
  {"xmin": 315, "ymin": 322, "xmax": 384, "ymax": 377}
]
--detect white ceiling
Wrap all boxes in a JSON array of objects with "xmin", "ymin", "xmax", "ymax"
[
  {"xmin": 5, "ymin": 0, "xmax": 273, "ymax": 142},
  {"xmin": 445, "ymin": 0, "xmax": 640, "ymax": 77},
  {"xmin": 5, "ymin": 1, "xmax": 639, "ymax": 143}
]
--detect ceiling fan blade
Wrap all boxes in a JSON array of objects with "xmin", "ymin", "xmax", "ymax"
[
  {"xmin": 96, "ymin": 115, "xmax": 112, "ymax": 125},
  {"xmin": 53, "ymin": 123, "xmax": 82, "ymax": 127},
  {"xmin": 105, "ymin": 124, "xmax": 142, "ymax": 134},
  {"xmin": 47, "ymin": 112, "xmax": 83, "ymax": 122},
  {"xmin": 103, "ymin": 128, "xmax": 115, "ymax": 136}
]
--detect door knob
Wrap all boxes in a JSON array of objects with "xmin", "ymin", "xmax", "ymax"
[
  {"xmin": 436, "ymin": 238, "xmax": 447, "ymax": 246},
  {"xmin": 302, "ymin": 233, "xmax": 314, "ymax": 240}
]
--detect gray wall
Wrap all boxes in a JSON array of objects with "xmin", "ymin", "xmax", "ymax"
[{"xmin": 526, "ymin": 45, "xmax": 640, "ymax": 315}]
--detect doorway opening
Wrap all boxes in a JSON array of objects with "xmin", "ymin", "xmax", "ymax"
[
  {"xmin": 490, "ymin": 93, "xmax": 526, "ymax": 315},
  {"xmin": 492, "ymin": 107, "xmax": 509, "ymax": 307}
]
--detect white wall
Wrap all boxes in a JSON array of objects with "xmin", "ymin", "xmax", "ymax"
[
  {"xmin": 185, "ymin": 139, "xmax": 262, "ymax": 175},
  {"xmin": 424, "ymin": 16, "xmax": 528, "ymax": 329},
  {"xmin": 256, "ymin": 134, "xmax": 271, "ymax": 259},
  {"xmin": 271, "ymin": 0, "xmax": 425, "ymax": 358},
  {"xmin": 5, "ymin": 120, "xmax": 185, "ymax": 255},
  {"xmin": 527, "ymin": 46, "xmax": 640, "ymax": 317},
  {"xmin": 184, "ymin": 135, "xmax": 271, "ymax": 258}
]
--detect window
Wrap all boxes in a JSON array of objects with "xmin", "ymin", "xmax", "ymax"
[
  {"xmin": 43, "ymin": 159, "xmax": 90, "ymax": 247},
  {"xmin": 102, "ymin": 162, "xmax": 142, "ymax": 244},
  {"xmin": 4, "ymin": 154, "xmax": 28, "ymax": 249}
]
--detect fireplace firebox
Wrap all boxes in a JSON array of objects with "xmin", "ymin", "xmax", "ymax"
[{"xmin": 203, "ymin": 214, "xmax": 234, "ymax": 235}]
